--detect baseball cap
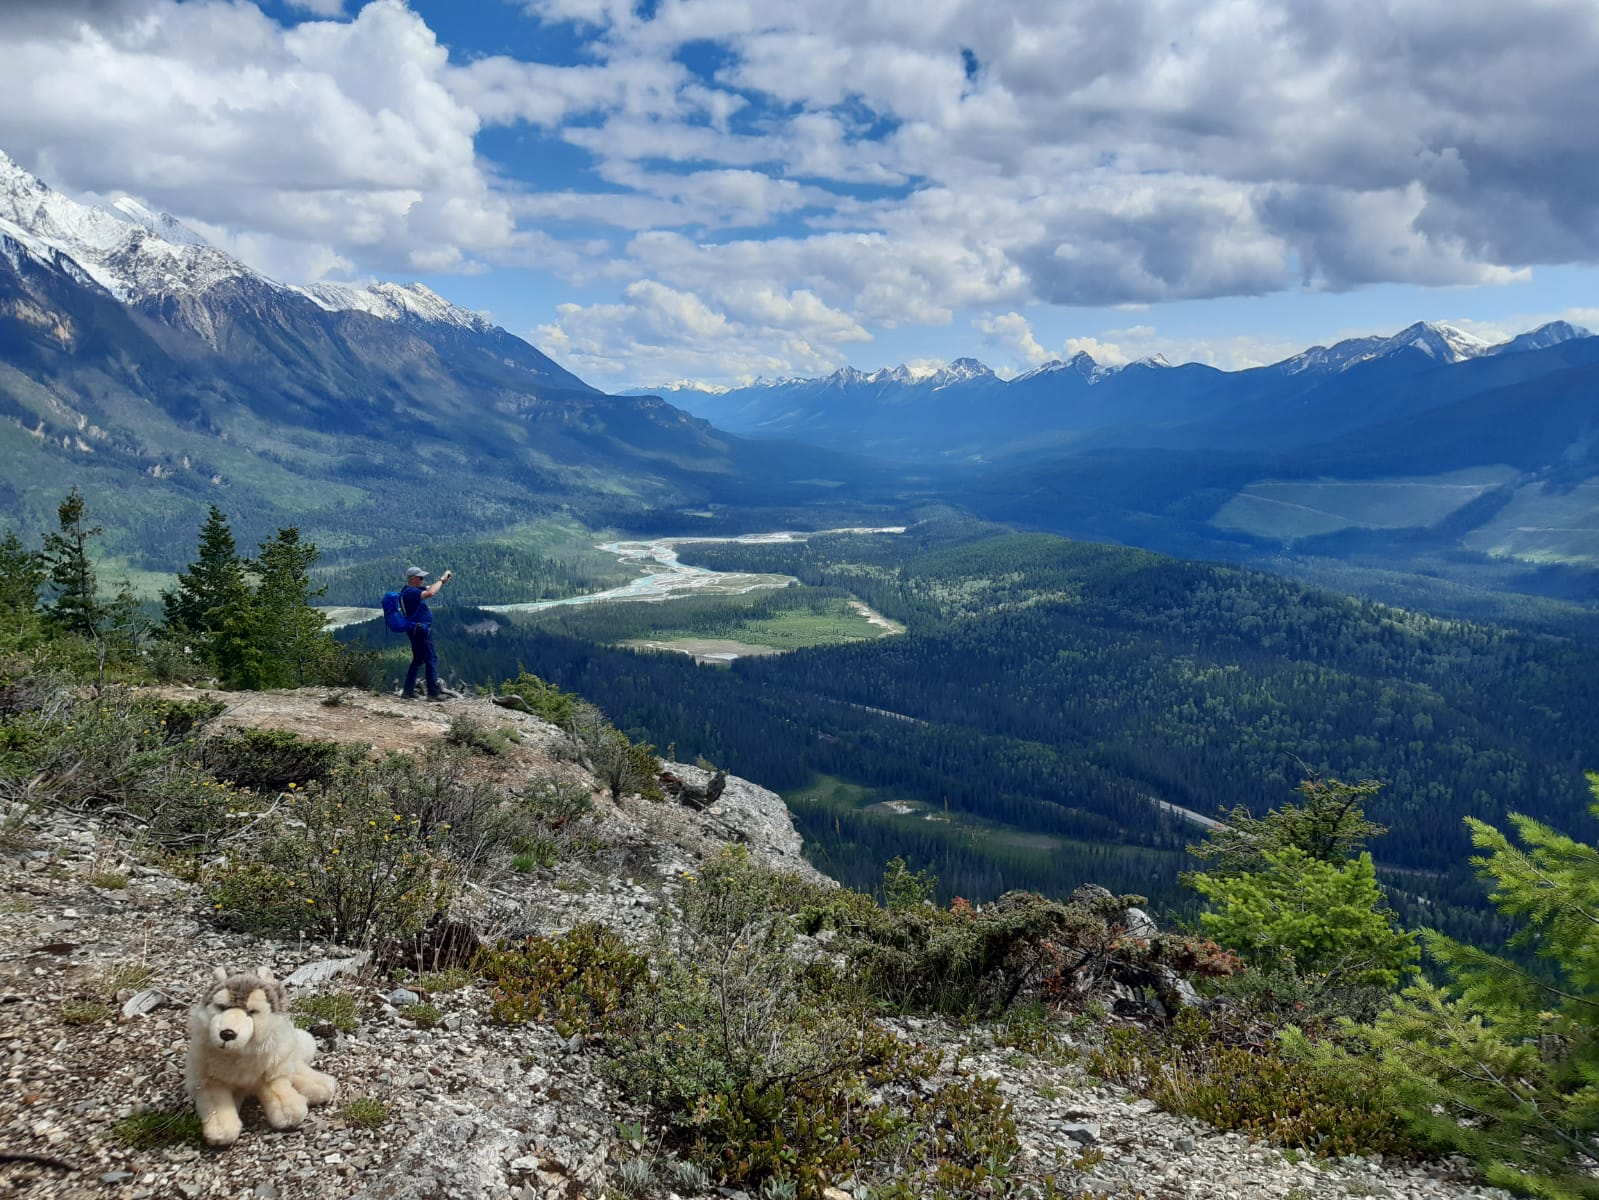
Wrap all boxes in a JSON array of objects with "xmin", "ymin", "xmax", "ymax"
[{"xmin": 405, "ymin": 566, "xmax": 428, "ymax": 580}]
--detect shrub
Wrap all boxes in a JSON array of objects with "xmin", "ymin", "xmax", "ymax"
[
  {"xmin": 359, "ymin": 746, "xmax": 534, "ymax": 876},
  {"xmin": 206, "ymin": 764, "xmax": 454, "ymax": 944},
  {"xmin": 13, "ymin": 690, "xmax": 233, "ymax": 845},
  {"xmin": 444, "ymin": 714, "xmax": 520, "ymax": 757},
  {"xmin": 1088, "ymin": 1010, "xmax": 1421, "ymax": 1158},
  {"xmin": 201, "ymin": 728, "xmax": 343, "ymax": 792},
  {"xmin": 804, "ymin": 877, "xmax": 1234, "ymax": 1018},
  {"xmin": 497, "ymin": 671, "xmax": 583, "ymax": 728},
  {"xmin": 482, "ymin": 923, "xmax": 648, "ymax": 1036}
]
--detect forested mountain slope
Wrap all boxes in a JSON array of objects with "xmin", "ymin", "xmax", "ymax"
[{"xmin": 370, "ymin": 520, "xmax": 1599, "ymax": 946}]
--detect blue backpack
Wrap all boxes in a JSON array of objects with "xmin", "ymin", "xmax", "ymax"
[{"xmin": 381, "ymin": 590, "xmax": 414, "ymax": 634}]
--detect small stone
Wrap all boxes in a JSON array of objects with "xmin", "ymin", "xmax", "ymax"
[
  {"xmin": 387, "ymin": 988, "xmax": 420, "ymax": 1007},
  {"xmin": 1062, "ymin": 1123, "xmax": 1101, "ymax": 1145},
  {"xmin": 100, "ymin": 1172, "xmax": 134, "ymax": 1185}
]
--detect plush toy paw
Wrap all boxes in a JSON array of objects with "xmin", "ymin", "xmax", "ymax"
[
  {"xmin": 258, "ymin": 1077, "xmax": 310, "ymax": 1130},
  {"xmin": 291, "ymin": 1066, "xmax": 338, "ymax": 1106},
  {"xmin": 195, "ymin": 1086, "xmax": 243, "ymax": 1146}
]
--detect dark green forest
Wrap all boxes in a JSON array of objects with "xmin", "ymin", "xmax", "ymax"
[{"xmin": 346, "ymin": 517, "xmax": 1599, "ymax": 941}]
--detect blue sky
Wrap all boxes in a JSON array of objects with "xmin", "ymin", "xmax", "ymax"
[{"xmin": 2, "ymin": 0, "xmax": 1597, "ymax": 388}]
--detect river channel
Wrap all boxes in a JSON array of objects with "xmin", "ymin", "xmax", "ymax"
[
  {"xmin": 319, "ymin": 527, "xmax": 904, "ymax": 628},
  {"xmin": 483, "ymin": 526, "xmax": 904, "ymax": 614}
]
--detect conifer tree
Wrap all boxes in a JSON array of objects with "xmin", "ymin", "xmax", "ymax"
[
  {"xmin": 0, "ymin": 529, "xmax": 46, "ymax": 616},
  {"xmin": 1193, "ymin": 847, "xmax": 1417, "ymax": 986},
  {"xmin": 1187, "ymin": 776, "xmax": 1415, "ymax": 992},
  {"xmin": 215, "ymin": 526, "xmax": 339, "ymax": 689},
  {"xmin": 1188, "ymin": 776, "xmax": 1387, "ymax": 877},
  {"xmin": 162, "ymin": 506, "xmax": 248, "ymax": 664},
  {"xmin": 41, "ymin": 487, "xmax": 103, "ymax": 638},
  {"xmin": 1367, "ymin": 773, "xmax": 1599, "ymax": 1198}
]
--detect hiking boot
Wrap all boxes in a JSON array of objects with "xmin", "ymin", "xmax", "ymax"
[
  {"xmin": 426, "ymin": 691, "xmax": 456, "ymax": 702},
  {"xmin": 399, "ymin": 691, "xmax": 417, "ymax": 700}
]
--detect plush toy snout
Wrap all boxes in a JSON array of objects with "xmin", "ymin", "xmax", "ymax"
[{"xmin": 209, "ymin": 1005, "xmax": 256, "ymax": 1049}]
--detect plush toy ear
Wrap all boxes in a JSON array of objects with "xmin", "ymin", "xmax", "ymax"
[
  {"xmin": 257, "ymin": 964, "xmax": 275, "ymax": 983},
  {"xmin": 213, "ymin": 967, "xmax": 229, "ymax": 985}
]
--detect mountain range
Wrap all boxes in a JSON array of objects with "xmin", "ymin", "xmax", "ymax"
[
  {"xmin": 0, "ymin": 150, "xmax": 877, "ymax": 569},
  {"xmin": 639, "ymin": 319, "xmax": 1593, "ymax": 463}
]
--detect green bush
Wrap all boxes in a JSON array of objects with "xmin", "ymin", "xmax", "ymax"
[
  {"xmin": 12, "ymin": 689, "xmax": 235, "ymax": 845},
  {"xmin": 444, "ymin": 714, "xmax": 520, "ymax": 757},
  {"xmin": 1089, "ymin": 1010, "xmax": 1421, "ymax": 1158},
  {"xmin": 201, "ymin": 727, "xmax": 344, "ymax": 792},
  {"xmin": 482, "ymin": 923, "xmax": 648, "ymax": 1036},
  {"xmin": 497, "ymin": 671, "xmax": 583, "ymax": 728},
  {"xmin": 206, "ymin": 762, "xmax": 454, "ymax": 944},
  {"xmin": 802, "ymin": 877, "xmax": 1236, "ymax": 1018}
]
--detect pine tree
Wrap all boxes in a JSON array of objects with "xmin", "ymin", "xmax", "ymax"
[
  {"xmin": 1366, "ymin": 773, "xmax": 1599, "ymax": 1198},
  {"xmin": 1193, "ymin": 848, "xmax": 1417, "ymax": 986},
  {"xmin": 1187, "ymin": 775, "xmax": 1415, "ymax": 995},
  {"xmin": 162, "ymin": 506, "xmax": 248, "ymax": 664},
  {"xmin": 41, "ymin": 487, "xmax": 103, "ymax": 638},
  {"xmin": 0, "ymin": 529, "xmax": 46, "ymax": 616},
  {"xmin": 215, "ymin": 526, "xmax": 339, "ymax": 689}
]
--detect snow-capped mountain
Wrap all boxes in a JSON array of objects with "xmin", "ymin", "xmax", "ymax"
[
  {"xmin": 0, "ymin": 149, "xmax": 848, "ymax": 563},
  {"xmin": 1268, "ymin": 320, "xmax": 1591, "ymax": 377},
  {"xmin": 1488, "ymin": 320, "xmax": 1592, "ymax": 357},
  {"xmin": 0, "ymin": 149, "xmax": 488, "ymax": 334}
]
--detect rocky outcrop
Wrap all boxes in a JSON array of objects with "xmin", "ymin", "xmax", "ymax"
[{"xmin": 0, "ymin": 687, "xmax": 1512, "ymax": 1200}]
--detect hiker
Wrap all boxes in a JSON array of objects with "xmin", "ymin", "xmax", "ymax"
[{"xmin": 400, "ymin": 565, "xmax": 455, "ymax": 700}]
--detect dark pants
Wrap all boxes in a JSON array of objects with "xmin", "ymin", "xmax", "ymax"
[{"xmin": 404, "ymin": 627, "xmax": 439, "ymax": 697}]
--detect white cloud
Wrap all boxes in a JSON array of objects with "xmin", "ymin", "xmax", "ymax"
[
  {"xmin": 976, "ymin": 311, "xmax": 1047, "ymax": 366},
  {"xmin": 0, "ymin": 0, "xmax": 509, "ymax": 280},
  {"xmin": 536, "ymin": 276, "xmax": 869, "ymax": 382},
  {"xmin": 5, "ymin": 0, "xmax": 1599, "ymax": 382}
]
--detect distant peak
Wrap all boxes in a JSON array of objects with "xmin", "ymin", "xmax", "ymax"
[
  {"xmin": 928, "ymin": 357, "xmax": 996, "ymax": 388},
  {"xmin": 1488, "ymin": 320, "xmax": 1593, "ymax": 356},
  {"xmin": 635, "ymin": 379, "xmax": 730, "ymax": 395}
]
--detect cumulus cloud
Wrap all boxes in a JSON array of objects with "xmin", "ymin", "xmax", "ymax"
[
  {"xmin": 976, "ymin": 312, "xmax": 1048, "ymax": 366},
  {"xmin": 536, "ymin": 277, "xmax": 869, "ymax": 382},
  {"xmin": 4, "ymin": 0, "xmax": 1599, "ymax": 381},
  {"xmin": 0, "ymin": 0, "xmax": 508, "ymax": 279}
]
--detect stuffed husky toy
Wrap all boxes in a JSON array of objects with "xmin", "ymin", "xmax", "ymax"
[{"xmin": 185, "ymin": 966, "xmax": 338, "ymax": 1146}]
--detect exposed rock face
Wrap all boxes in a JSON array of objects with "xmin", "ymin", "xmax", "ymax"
[{"xmin": 662, "ymin": 761, "xmax": 828, "ymax": 886}]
